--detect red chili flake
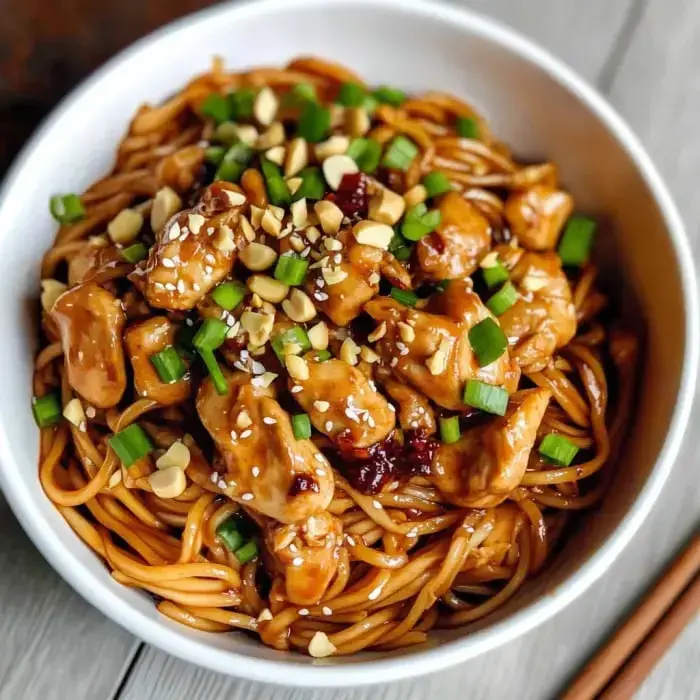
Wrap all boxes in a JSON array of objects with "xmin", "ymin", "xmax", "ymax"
[
  {"xmin": 326, "ymin": 172, "xmax": 368, "ymax": 218},
  {"xmin": 289, "ymin": 474, "xmax": 320, "ymax": 496}
]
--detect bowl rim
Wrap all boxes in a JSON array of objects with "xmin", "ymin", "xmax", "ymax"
[{"xmin": 0, "ymin": 0, "xmax": 697, "ymax": 687}]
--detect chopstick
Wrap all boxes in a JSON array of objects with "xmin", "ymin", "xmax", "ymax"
[{"xmin": 562, "ymin": 532, "xmax": 700, "ymax": 700}]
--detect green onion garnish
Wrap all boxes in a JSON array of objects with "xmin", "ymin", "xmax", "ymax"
[
  {"xmin": 216, "ymin": 516, "xmax": 245, "ymax": 553},
  {"xmin": 456, "ymin": 117, "xmax": 479, "ymax": 139},
  {"xmin": 212, "ymin": 122, "xmax": 240, "ymax": 146},
  {"xmin": 382, "ymin": 135, "xmax": 419, "ymax": 171},
  {"xmin": 32, "ymin": 393, "xmax": 62, "ymax": 428},
  {"xmin": 284, "ymin": 82, "xmax": 317, "ymax": 107},
  {"xmin": 482, "ymin": 261, "xmax": 509, "ymax": 289},
  {"xmin": 390, "ymin": 287, "xmax": 419, "ymax": 307},
  {"xmin": 373, "ymin": 86, "xmax": 407, "ymax": 107},
  {"xmin": 109, "ymin": 423, "xmax": 153, "ymax": 467},
  {"xmin": 228, "ymin": 88, "xmax": 256, "ymax": 120},
  {"xmin": 439, "ymin": 416, "xmax": 461, "ymax": 444},
  {"xmin": 292, "ymin": 167, "xmax": 326, "ymax": 201},
  {"xmin": 401, "ymin": 203, "xmax": 441, "ymax": 241},
  {"xmin": 50, "ymin": 194, "xmax": 85, "ymax": 225},
  {"xmin": 211, "ymin": 281, "xmax": 246, "ymax": 311},
  {"xmin": 394, "ymin": 245, "xmax": 413, "ymax": 261},
  {"xmin": 120, "ymin": 243, "xmax": 148, "ymax": 264},
  {"xmin": 234, "ymin": 539, "xmax": 259, "ymax": 564},
  {"xmin": 463, "ymin": 380, "xmax": 509, "ymax": 416},
  {"xmin": 292, "ymin": 414, "xmax": 312, "ymax": 440},
  {"xmin": 337, "ymin": 82, "xmax": 366, "ymax": 107},
  {"xmin": 200, "ymin": 93, "xmax": 232, "ymax": 124},
  {"xmin": 193, "ymin": 318, "xmax": 228, "ymax": 352},
  {"xmin": 298, "ymin": 101, "xmax": 331, "ymax": 143},
  {"xmin": 149, "ymin": 346, "xmax": 187, "ymax": 384},
  {"xmin": 539, "ymin": 434, "xmax": 580, "ymax": 466},
  {"xmin": 363, "ymin": 94, "xmax": 378, "ymax": 115},
  {"xmin": 558, "ymin": 215, "xmax": 596, "ymax": 267},
  {"xmin": 199, "ymin": 349, "xmax": 228, "ymax": 395},
  {"xmin": 215, "ymin": 142, "xmax": 254, "ymax": 183},
  {"xmin": 260, "ymin": 158, "xmax": 292, "ymax": 205},
  {"xmin": 422, "ymin": 172, "xmax": 453, "ymax": 198},
  {"xmin": 205, "ymin": 145, "xmax": 227, "ymax": 166},
  {"xmin": 347, "ymin": 138, "xmax": 382, "ymax": 174},
  {"xmin": 468, "ymin": 318, "xmax": 508, "ymax": 367},
  {"xmin": 274, "ymin": 253, "xmax": 308, "ymax": 286},
  {"xmin": 487, "ymin": 281, "xmax": 518, "ymax": 316},
  {"xmin": 271, "ymin": 326, "xmax": 311, "ymax": 362},
  {"xmin": 315, "ymin": 349, "xmax": 332, "ymax": 362}
]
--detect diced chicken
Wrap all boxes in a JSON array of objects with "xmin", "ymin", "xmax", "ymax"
[
  {"xmin": 196, "ymin": 369, "xmax": 334, "ymax": 523},
  {"xmin": 496, "ymin": 247, "xmax": 577, "ymax": 371},
  {"xmin": 265, "ymin": 512, "xmax": 343, "ymax": 606},
  {"xmin": 124, "ymin": 317, "xmax": 191, "ymax": 405},
  {"xmin": 431, "ymin": 388, "xmax": 551, "ymax": 507},
  {"xmin": 383, "ymin": 378, "xmax": 436, "ymax": 434},
  {"xmin": 503, "ymin": 185, "xmax": 573, "ymax": 251},
  {"xmin": 381, "ymin": 251, "xmax": 412, "ymax": 289},
  {"xmin": 289, "ymin": 357, "xmax": 395, "ymax": 448},
  {"xmin": 415, "ymin": 192, "xmax": 491, "ymax": 281},
  {"xmin": 68, "ymin": 240, "xmax": 127, "ymax": 287},
  {"xmin": 461, "ymin": 503, "xmax": 525, "ymax": 571},
  {"xmin": 305, "ymin": 227, "xmax": 382, "ymax": 326},
  {"xmin": 50, "ymin": 283, "xmax": 127, "ymax": 408},
  {"xmin": 145, "ymin": 182, "xmax": 247, "ymax": 310},
  {"xmin": 365, "ymin": 285, "xmax": 519, "ymax": 411}
]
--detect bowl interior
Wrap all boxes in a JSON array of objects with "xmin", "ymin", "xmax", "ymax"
[{"xmin": 0, "ymin": 0, "xmax": 691, "ymax": 685}]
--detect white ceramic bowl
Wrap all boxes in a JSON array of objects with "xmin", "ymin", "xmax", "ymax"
[{"xmin": 0, "ymin": 0, "xmax": 696, "ymax": 687}]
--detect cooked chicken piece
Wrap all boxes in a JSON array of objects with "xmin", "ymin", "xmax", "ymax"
[
  {"xmin": 305, "ymin": 227, "xmax": 382, "ymax": 326},
  {"xmin": 381, "ymin": 251, "xmax": 412, "ymax": 289},
  {"xmin": 124, "ymin": 317, "xmax": 191, "ymax": 405},
  {"xmin": 461, "ymin": 503, "xmax": 525, "ymax": 571},
  {"xmin": 145, "ymin": 181, "xmax": 247, "ymax": 310},
  {"xmin": 503, "ymin": 185, "xmax": 573, "ymax": 251},
  {"xmin": 265, "ymin": 511, "xmax": 343, "ymax": 606},
  {"xmin": 365, "ymin": 285, "xmax": 519, "ymax": 411},
  {"xmin": 432, "ymin": 388, "xmax": 550, "ymax": 507},
  {"xmin": 383, "ymin": 378, "xmax": 436, "ymax": 434},
  {"xmin": 289, "ymin": 356, "xmax": 395, "ymax": 448},
  {"xmin": 496, "ymin": 247, "xmax": 577, "ymax": 371},
  {"xmin": 196, "ymin": 369, "xmax": 334, "ymax": 523},
  {"xmin": 68, "ymin": 239, "xmax": 127, "ymax": 287},
  {"xmin": 50, "ymin": 283, "xmax": 127, "ymax": 408},
  {"xmin": 415, "ymin": 192, "xmax": 491, "ymax": 281}
]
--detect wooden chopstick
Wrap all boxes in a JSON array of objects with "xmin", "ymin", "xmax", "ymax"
[{"xmin": 562, "ymin": 532, "xmax": 700, "ymax": 700}]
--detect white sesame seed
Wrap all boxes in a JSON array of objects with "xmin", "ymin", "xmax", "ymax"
[
  {"xmin": 292, "ymin": 557, "xmax": 303, "ymax": 566},
  {"xmin": 193, "ymin": 283, "xmax": 200, "ymax": 291},
  {"xmin": 390, "ymin": 357, "xmax": 399, "ymax": 367},
  {"xmin": 263, "ymin": 417, "xmax": 277, "ymax": 425},
  {"xmin": 252, "ymin": 466, "xmax": 260, "ymax": 477},
  {"xmin": 315, "ymin": 468, "xmax": 326, "ymax": 477},
  {"xmin": 368, "ymin": 587, "xmax": 382, "ymax": 600},
  {"xmin": 315, "ymin": 292, "xmax": 329, "ymax": 301},
  {"xmin": 241, "ymin": 492, "xmax": 254, "ymax": 501},
  {"xmin": 207, "ymin": 226, "xmax": 215, "ymax": 235},
  {"xmin": 372, "ymin": 500, "xmax": 382, "ymax": 510},
  {"xmin": 162, "ymin": 258, "xmax": 175, "ymax": 268},
  {"xmin": 388, "ymin": 403, "xmax": 396, "ymax": 412},
  {"xmin": 230, "ymin": 430, "xmax": 238, "ymax": 441},
  {"xmin": 368, "ymin": 416, "xmax": 376, "ymax": 428},
  {"xmin": 165, "ymin": 282, "xmax": 176, "ymax": 291},
  {"xmin": 291, "ymin": 385, "xmax": 303, "ymax": 394},
  {"xmin": 346, "ymin": 535, "xmax": 356, "ymax": 546},
  {"xmin": 407, "ymin": 528, "xmax": 419, "ymax": 537},
  {"xmin": 205, "ymin": 253, "xmax": 216, "ymax": 264},
  {"xmin": 210, "ymin": 471, "xmax": 219, "ymax": 483},
  {"xmin": 322, "ymin": 606, "xmax": 333, "ymax": 616},
  {"xmin": 298, "ymin": 608, "xmax": 309, "ymax": 616},
  {"xmin": 314, "ymin": 400, "xmax": 330, "ymax": 413},
  {"xmin": 325, "ymin": 420, "xmax": 333, "ymax": 432},
  {"xmin": 217, "ymin": 479, "xmax": 227, "ymax": 489},
  {"xmin": 240, "ymin": 429, "xmax": 252, "ymax": 439},
  {"xmin": 168, "ymin": 225, "xmax": 181, "ymax": 241},
  {"xmin": 345, "ymin": 408, "xmax": 360, "ymax": 423},
  {"xmin": 204, "ymin": 265, "xmax": 213, "ymax": 275},
  {"xmin": 185, "ymin": 317, "xmax": 194, "ymax": 326},
  {"xmin": 314, "ymin": 453, "xmax": 325, "ymax": 463},
  {"xmin": 177, "ymin": 279, "xmax": 185, "ymax": 293}
]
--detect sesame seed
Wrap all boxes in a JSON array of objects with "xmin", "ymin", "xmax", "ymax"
[
  {"xmin": 207, "ymin": 226, "xmax": 215, "ymax": 235},
  {"xmin": 314, "ymin": 400, "xmax": 330, "ymax": 413},
  {"xmin": 291, "ymin": 385, "xmax": 303, "ymax": 394},
  {"xmin": 228, "ymin": 480, "xmax": 237, "ymax": 488},
  {"xmin": 241, "ymin": 492, "xmax": 254, "ymax": 501},
  {"xmin": 390, "ymin": 357, "xmax": 398, "ymax": 367},
  {"xmin": 168, "ymin": 225, "xmax": 181, "ymax": 240},
  {"xmin": 185, "ymin": 317, "xmax": 194, "ymax": 326},
  {"xmin": 230, "ymin": 430, "xmax": 238, "ymax": 441},
  {"xmin": 78, "ymin": 421, "xmax": 87, "ymax": 432},
  {"xmin": 162, "ymin": 258, "xmax": 175, "ymax": 268},
  {"xmin": 346, "ymin": 535, "xmax": 356, "ymax": 546},
  {"xmin": 372, "ymin": 500, "xmax": 382, "ymax": 510},
  {"xmin": 368, "ymin": 416, "xmax": 376, "ymax": 428},
  {"xmin": 177, "ymin": 279, "xmax": 185, "ymax": 293},
  {"xmin": 368, "ymin": 587, "xmax": 382, "ymax": 600},
  {"xmin": 240, "ymin": 429, "xmax": 252, "ymax": 439},
  {"xmin": 407, "ymin": 528, "xmax": 419, "ymax": 537},
  {"xmin": 298, "ymin": 608, "xmax": 309, "ymax": 616},
  {"xmin": 315, "ymin": 292, "xmax": 329, "ymax": 301},
  {"xmin": 289, "ymin": 543, "xmax": 298, "ymax": 553},
  {"xmin": 314, "ymin": 453, "xmax": 325, "ymax": 463},
  {"xmin": 315, "ymin": 468, "xmax": 326, "ymax": 477},
  {"xmin": 205, "ymin": 253, "xmax": 216, "ymax": 264},
  {"xmin": 193, "ymin": 283, "xmax": 200, "ymax": 291},
  {"xmin": 322, "ymin": 606, "xmax": 333, "ymax": 616},
  {"xmin": 325, "ymin": 420, "xmax": 333, "ymax": 432},
  {"xmin": 165, "ymin": 282, "xmax": 176, "ymax": 291},
  {"xmin": 292, "ymin": 557, "xmax": 303, "ymax": 566},
  {"xmin": 345, "ymin": 408, "xmax": 360, "ymax": 423},
  {"xmin": 388, "ymin": 404, "xmax": 396, "ymax": 412},
  {"xmin": 263, "ymin": 417, "xmax": 277, "ymax": 425},
  {"xmin": 217, "ymin": 479, "xmax": 227, "ymax": 489},
  {"xmin": 210, "ymin": 472, "xmax": 219, "ymax": 483},
  {"xmin": 204, "ymin": 265, "xmax": 213, "ymax": 275},
  {"xmin": 252, "ymin": 466, "xmax": 260, "ymax": 477},
  {"xmin": 154, "ymin": 282, "xmax": 165, "ymax": 290}
]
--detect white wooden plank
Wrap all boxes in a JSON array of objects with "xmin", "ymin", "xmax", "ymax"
[{"xmin": 0, "ymin": 493, "xmax": 139, "ymax": 700}]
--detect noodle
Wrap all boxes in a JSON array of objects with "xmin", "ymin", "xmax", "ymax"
[{"xmin": 33, "ymin": 56, "xmax": 638, "ymax": 658}]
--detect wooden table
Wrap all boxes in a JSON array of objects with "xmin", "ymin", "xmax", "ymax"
[{"xmin": 1, "ymin": 1, "xmax": 698, "ymax": 698}]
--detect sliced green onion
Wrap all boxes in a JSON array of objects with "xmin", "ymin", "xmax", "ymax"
[
  {"xmin": 394, "ymin": 245, "xmax": 413, "ymax": 261},
  {"xmin": 390, "ymin": 287, "xmax": 419, "ymax": 307},
  {"xmin": 373, "ymin": 86, "xmax": 407, "ymax": 107},
  {"xmin": 337, "ymin": 82, "xmax": 366, "ymax": 107},
  {"xmin": 439, "ymin": 416, "xmax": 461, "ymax": 444},
  {"xmin": 558, "ymin": 215, "xmax": 596, "ymax": 266},
  {"xmin": 362, "ymin": 94, "xmax": 379, "ymax": 115},
  {"xmin": 292, "ymin": 413, "xmax": 312, "ymax": 440},
  {"xmin": 260, "ymin": 158, "xmax": 292, "ymax": 205},
  {"xmin": 382, "ymin": 135, "xmax": 419, "ymax": 171},
  {"xmin": 109, "ymin": 423, "xmax": 153, "ymax": 467},
  {"xmin": 211, "ymin": 281, "xmax": 246, "ymax": 311},
  {"xmin": 487, "ymin": 281, "xmax": 518, "ymax": 316},
  {"xmin": 234, "ymin": 539, "xmax": 258, "ymax": 564},
  {"xmin": 50, "ymin": 194, "xmax": 85, "ymax": 225},
  {"xmin": 274, "ymin": 253, "xmax": 308, "ymax": 286},
  {"xmin": 482, "ymin": 261, "xmax": 509, "ymax": 289},
  {"xmin": 215, "ymin": 142, "xmax": 254, "ymax": 183},
  {"xmin": 347, "ymin": 138, "xmax": 382, "ymax": 174},
  {"xmin": 284, "ymin": 82, "xmax": 317, "ymax": 107},
  {"xmin": 539, "ymin": 434, "xmax": 580, "ymax": 466},
  {"xmin": 120, "ymin": 242, "xmax": 148, "ymax": 264},
  {"xmin": 298, "ymin": 101, "xmax": 331, "ymax": 142},
  {"xmin": 149, "ymin": 346, "xmax": 187, "ymax": 384},
  {"xmin": 401, "ymin": 203, "xmax": 441, "ymax": 241},
  {"xmin": 216, "ymin": 516, "xmax": 245, "ymax": 552},
  {"xmin": 200, "ymin": 93, "xmax": 232, "ymax": 124},
  {"xmin": 292, "ymin": 167, "xmax": 326, "ymax": 201},
  {"xmin": 32, "ymin": 393, "xmax": 62, "ymax": 428},
  {"xmin": 315, "ymin": 349, "xmax": 332, "ymax": 362},
  {"xmin": 199, "ymin": 348, "xmax": 228, "ymax": 395},
  {"xmin": 228, "ymin": 88, "xmax": 256, "ymax": 120},
  {"xmin": 456, "ymin": 117, "xmax": 479, "ymax": 139},
  {"xmin": 193, "ymin": 318, "xmax": 228, "ymax": 352},
  {"xmin": 422, "ymin": 172, "xmax": 453, "ymax": 198},
  {"xmin": 212, "ymin": 121, "xmax": 240, "ymax": 146},
  {"xmin": 271, "ymin": 326, "xmax": 311, "ymax": 362},
  {"xmin": 463, "ymin": 380, "xmax": 509, "ymax": 416},
  {"xmin": 468, "ymin": 318, "xmax": 508, "ymax": 367},
  {"xmin": 205, "ymin": 145, "xmax": 227, "ymax": 166}
]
